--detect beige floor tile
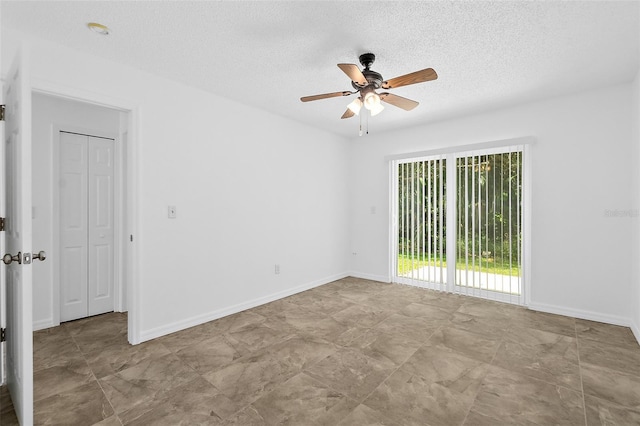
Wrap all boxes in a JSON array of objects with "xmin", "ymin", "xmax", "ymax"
[
  {"xmin": 472, "ymin": 365, "xmax": 585, "ymax": 425},
  {"xmin": 203, "ymin": 311, "xmax": 266, "ymax": 335},
  {"xmin": 576, "ymin": 319, "xmax": 638, "ymax": 349},
  {"xmin": 34, "ymin": 381, "xmax": 114, "ymax": 426},
  {"xmin": 92, "ymin": 415, "xmax": 123, "ymax": 425},
  {"xmin": 120, "ymin": 376, "xmax": 238, "ymax": 425},
  {"xmin": 33, "ymin": 327, "xmax": 83, "ymax": 372},
  {"xmin": 261, "ymin": 334, "xmax": 337, "ymax": 372},
  {"xmin": 252, "ymin": 373, "xmax": 358, "ymax": 425},
  {"xmin": 33, "ymin": 357, "xmax": 95, "ymax": 402},
  {"xmin": 0, "ymin": 385, "xmax": 19, "ymax": 426},
  {"xmin": 401, "ymin": 302, "xmax": 454, "ymax": 321},
  {"xmin": 364, "ymin": 368, "xmax": 477, "ymax": 426},
  {"xmin": 202, "ymin": 351, "xmax": 299, "ymax": 408},
  {"xmin": 286, "ymin": 291, "xmax": 356, "ymax": 315},
  {"xmin": 581, "ymin": 362, "xmax": 640, "ymax": 409},
  {"xmin": 425, "ymin": 325, "xmax": 501, "ymax": 363},
  {"xmin": 448, "ymin": 311, "xmax": 509, "ymax": 340},
  {"xmin": 226, "ymin": 318, "xmax": 294, "ymax": 353},
  {"xmin": 374, "ymin": 313, "xmax": 442, "ymax": 342},
  {"xmin": 494, "ymin": 326, "xmax": 582, "ymax": 391},
  {"xmin": 360, "ymin": 331, "xmax": 424, "ymax": 366},
  {"xmin": 219, "ymin": 405, "xmax": 267, "ymax": 426},
  {"xmin": 463, "ymin": 408, "xmax": 538, "ymax": 425},
  {"xmin": 401, "ymin": 345, "xmax": 490, "ymax": 396},
  {"xmin": 99, "ymin": 353, "xmax": 200, "ymax": 414},
  {"xmin": 156, "ymin": 323, "xmax": 217, "ymax": 353},
  {"xmin": 285, "ymin": 311, "xmax": 351, "ymax": 342},
  {"xmin": 579, "ymin": 336, "xmax": 640, "ymax": 377},
  {"xmin": 72, "ymin": 328, "xmax": 129, "ymax": 355},
  {"xmin": 336, "ymin": 404, "xmax": 397, "ymax": 426},
  {"xmin": 409, "ymin": 288, "xmax": 466, "ymax": 311},
  {"xmin": 358, "ymin": 290, "xmax": 417, "ymax": 311},
  {"xmin": 457, "ymin": 298, "xmax": 525, "ymax": 320},
  {"xmin": 175, "ymin": 333, "xmax": 248, "ymax": 374},
  {"xmin": 584, "ymin": 394, "xmax": 640, "ymax": 426},
  {"xmin": 510, "ymin": 309, "xmax": 576, "ymax": 337},
  {"xmin": 331, "ymin": 303, "xmax": 393, "ymax": 328},
  {"xmin": 304, "ymin": 346, "xmax": 396, "ymax": 402},
  {"xmin": 86, "ymin": 339, "xmax": 172, "ymax": 379}
]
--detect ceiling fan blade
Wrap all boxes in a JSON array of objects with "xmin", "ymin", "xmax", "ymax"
[
  {"xmin": 382, "ymin": 68, "xmax": 438, "ymax": 89},
  {"xmin": 300, "ymin": 91, "xmax": 352, "ymax": 102},
  {"xmin": 379, "ymin": 93, "xmax": 419, "ymax": 111},
  {"xmin": 341, "ymin": 108, "xmax": 355, "ymax": 119},
  {"xmin": 337, "ymin": 64, "xmax": 367, "ymax": 86}
]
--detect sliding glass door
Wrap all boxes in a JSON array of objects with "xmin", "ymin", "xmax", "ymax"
[{"xmin": 392, "ymin": 145, "xmax": 527, "ymax": 305}]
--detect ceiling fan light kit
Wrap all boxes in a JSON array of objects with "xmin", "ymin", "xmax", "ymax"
[
  {"xmin": 347, "ymin": 97, "xmax": 362, "ymax": 115},
  {"xmin": 300, "ymin": 53, "xmax": 437, "ymax": 134}
]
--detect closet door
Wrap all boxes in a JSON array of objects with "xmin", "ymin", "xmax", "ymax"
[
  {"xmin": 87, "ymin": 136, "xmax": 114, "ymax": 316},
  {"xmin": 60, "ymin": 132, "xmax": 89, "ymax": 322},
  {"xmin": 60, "ymin": 132, "xmax": 114, "ymax": 322}
]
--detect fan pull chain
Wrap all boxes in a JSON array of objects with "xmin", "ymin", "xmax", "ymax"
[
  {"xmin": 366, "ymin": 109, "xmax": 370, "ymax": 135},
  {"xmin": 359, "ymin": 110, "xmax": 363, "ymax": 136}
]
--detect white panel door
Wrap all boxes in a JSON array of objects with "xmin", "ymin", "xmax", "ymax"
[
  {"xmin": 59, "ymin": 132, "xmax": 89, "ymax": 322},
  {"xmin": 2, "ymin": 48, "xmax": 34, "ymax": 425},
  {"xmin": 59, "ymin": 133, "xmax": 114, "ymax": 322},
  {"xmin": 87, "ymin": 136, "xmax": 115, "ymax": 316}
]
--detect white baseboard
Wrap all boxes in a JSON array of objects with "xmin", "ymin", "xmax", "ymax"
[
  {"xmin": 347, "ymin": 271, "xmax": 390, "ymax": 284},
  {"xmin": 527, "ymin": 302, "xmax": 631, "ymax": 328},
  {"xmin": 138, "ymin": 272, "xmax": 350, "ymax": 343},
  {"xmin": 33, "ymin": 318, "xmax": 56, "ymax": 331}
]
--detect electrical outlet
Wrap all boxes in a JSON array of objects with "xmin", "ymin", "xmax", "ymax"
[
  {"xmin": 275, "ymin": 264, "xmax": 280, "ymax": 275},
  {"xmin": 168, "ymin": 205, "xmax": 177, "ymax": 219}
]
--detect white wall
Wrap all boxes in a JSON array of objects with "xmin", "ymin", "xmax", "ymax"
[
  {"xmin": 31, "ymin": 93, "xmax": 121, "ymax": 329},
  {"xmin": 3, "ymin": 29, "xmax": 351, "ymax": 342},
  {"xmin": 349, "ymin": 83, "xmax": 634, "ymax": 326},
  {"xmin": 631, "ymin": 68, "xmax": 640, "ymax": 340}
]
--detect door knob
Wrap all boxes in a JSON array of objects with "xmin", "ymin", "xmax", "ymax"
[
  {"xmin": 33, "ymin": 251, "xmax": 46, "ymax": 261},
  {"xmin": 2, "ymin": 252, "xmax": 22, "ymax": 265}
]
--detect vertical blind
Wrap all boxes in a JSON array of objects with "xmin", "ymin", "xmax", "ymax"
[
  {"xmin": 394, "ymin": 146, "xmax": 525, "ymax": 304},
  {"xmin": 397, "ymin": 155, "xmax": 447, "ymax": 291}
]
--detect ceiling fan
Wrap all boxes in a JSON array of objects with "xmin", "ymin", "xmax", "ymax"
[{"xmin": 300, "ymin": 53, "xmax": 438, "ymax": 119}]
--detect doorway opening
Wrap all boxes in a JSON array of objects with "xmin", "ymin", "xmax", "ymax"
[{"xmin": 32, "ymin": 93, "xmax": 130, "ymax": 328}]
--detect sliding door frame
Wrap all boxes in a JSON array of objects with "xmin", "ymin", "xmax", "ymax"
[{"xmin": 389, "ymin": 137, "xmax": 533, "ymax": 306}]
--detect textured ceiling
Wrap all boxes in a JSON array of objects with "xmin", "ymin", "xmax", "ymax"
[{"xmin": 2, "ymin": 1, "xmax": 639, "ymax": 138}]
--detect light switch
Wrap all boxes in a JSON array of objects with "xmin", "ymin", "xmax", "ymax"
[{"xmin": 168, "ymin": 205, "xmax": 177, "ymax": 218}]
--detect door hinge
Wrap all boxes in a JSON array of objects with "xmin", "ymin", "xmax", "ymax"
[
  {"xmin": 0, "ymin": 217, "xmax": 4, "ymax": 232},
  {"xmin": 1, "ymin": 328, "xmax": 6, "ymax": 342},
  {"xmin": 0, "ymin": 105, "xmax": 5, "ymax": 121}
]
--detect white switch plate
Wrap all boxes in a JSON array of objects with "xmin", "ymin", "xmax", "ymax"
[{"xmin": 168, "ymin": 205, "xmax": 177, "ymax": 218}]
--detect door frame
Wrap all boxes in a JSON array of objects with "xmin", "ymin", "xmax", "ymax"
[
  {"xmin": 31, "ymin": 78, "xmax": 141, "ymax": 344},
  {"xmin": 52, "ymin": 126, "xmax": 122, "ymax": 324}
]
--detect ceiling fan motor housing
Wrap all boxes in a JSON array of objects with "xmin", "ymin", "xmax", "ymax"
[{"xmin": 351, "ymin": 53, "xmax": 383, "ymax": 91}]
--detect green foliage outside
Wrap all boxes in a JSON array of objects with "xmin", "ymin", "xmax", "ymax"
[
  {"xmin": 397, "ymin": 253, "xmax": 521, "ymax": 277},
  {"xmin": 397, "ymin": 152, "xmax": 522, "ymax": 279}
]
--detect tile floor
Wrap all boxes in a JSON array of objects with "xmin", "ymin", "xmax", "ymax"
[{"xmin": 2, "ymin": 277, "xmax": 640, "ymax": 425}]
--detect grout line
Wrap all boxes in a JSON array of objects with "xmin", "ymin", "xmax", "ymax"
[
  {"xmin": 92, "ymin": 370, "xmax": 122, "ymax": 425},
  {"xmin": 575, "ymin": 320, "xmax": 588, "ymax": 426}
]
